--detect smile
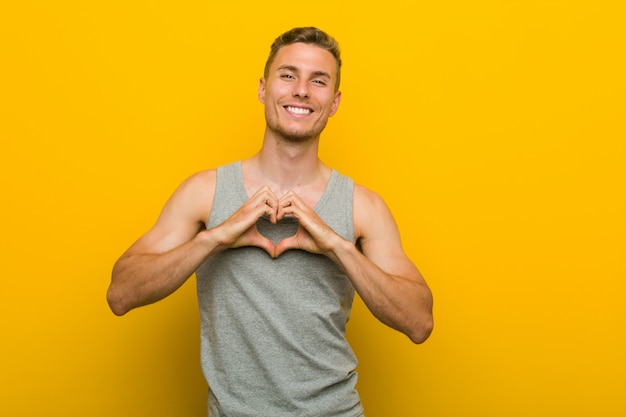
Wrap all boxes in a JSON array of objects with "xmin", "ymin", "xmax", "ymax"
[{"xmin": 285, "ymin": 106, "xmax": 312, "ymax": 115}]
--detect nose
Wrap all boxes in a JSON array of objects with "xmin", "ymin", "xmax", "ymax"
[{"xmin": 292, "ymin": 80, "xmax": 310, "ymax": 98}]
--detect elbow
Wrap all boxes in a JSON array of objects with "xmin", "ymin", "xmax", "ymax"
[
  {"xmin": 408, "ymin": 287, "xmax": 434, "ymax": 344},
  {"xmin": 108, "ymin": 262, "xmax": 134, "ymax": 316},
  {"xmin": 106, "ymin": 286, "xmax": 130, "ymax": 316},
  {"xmin": 408, "ymin": 316, "xmax": 434, "ymax": 345}
]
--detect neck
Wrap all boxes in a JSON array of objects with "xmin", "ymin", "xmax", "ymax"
[{"xmin": 243, "ymin": 129, "xmax": 329, "ymax": 195}]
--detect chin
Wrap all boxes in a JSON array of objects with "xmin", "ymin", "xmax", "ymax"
[
  {"xmin": 282, "ymin": 132, "xmax": 316, "ymax": 143},
  {"xmin": 269, "ymin": 126, "xmax": 318, "ymax": 143},
  {"xmin": 269, "ymin": 121, "xmax": 328, "ymax": 144}
]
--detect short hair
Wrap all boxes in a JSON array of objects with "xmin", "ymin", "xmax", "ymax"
[{"xmin": 263, "ymin": 27, "xmax": 342, "ymax": 91}]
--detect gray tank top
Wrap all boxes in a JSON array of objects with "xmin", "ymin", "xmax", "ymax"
[{"xmin": 196, "ymin": 161, "xmax": 363, "ymax": 417}]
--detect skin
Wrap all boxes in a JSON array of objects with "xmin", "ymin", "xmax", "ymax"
[{"xmin": 107, "ymin": 43, "xmax": 434, "ymax": 344}]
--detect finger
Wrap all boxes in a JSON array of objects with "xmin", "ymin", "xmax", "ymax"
[
  {"xmin": 249, "ymin": 185, "xmax": 278, "ymax": 206},
  {"xmin": 274, "ymin": 235, "xmax": 297, "ymax": 258},
  {"xmin": 232, "ymin": 226, "xmax": 276, "ymax": 257},
  {"xmin": 221, "ymin": 190, "xmax": 279, "ymax": 245},
  {"xmin": 249, "ymin": 186, "xmax": 280, "ymax": 222},
  {"xmin": 276, "ymin": 202, "xmax": 293, "ymax": 221},
  {"xmin": 277, "ymin": 192, "xmax": 302, "ymax": 220},
  {"xmin": 278, "ymin": 190, "xmax": 302, "ymax": 206},
  {"xmin": 249, "ymin": 185, "xmax": 277, "ymax": 199},
  {"xmin": 264, "ymin": 198, "xmax": 278, "ymax": 223}
]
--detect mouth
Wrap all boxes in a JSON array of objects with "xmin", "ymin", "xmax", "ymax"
[{"xmin": 284, "ymin": 105, "xmax": 313, "ymax": 116}]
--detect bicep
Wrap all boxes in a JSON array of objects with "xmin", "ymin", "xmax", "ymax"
[{"xmin": 354, "ymin": 186, "xmax": 422, "ymax": 280}]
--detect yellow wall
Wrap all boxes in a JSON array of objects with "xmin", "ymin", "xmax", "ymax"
[{"xmin": 2, "ymin": 1, "xmax": 624, "ymax": 416}]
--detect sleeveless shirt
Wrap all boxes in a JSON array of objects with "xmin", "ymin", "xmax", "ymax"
[{"xmin": 196, "ymin": 161, "xmax": 364, "ymax": 417}]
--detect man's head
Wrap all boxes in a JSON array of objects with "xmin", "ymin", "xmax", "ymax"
[
  {"xmin": 259, "ymin": 27, "xmax": 342, "ymax": 144},
  {"xmin": 264, "ymin": 27, "xmax": 342, "ymax": 92}
]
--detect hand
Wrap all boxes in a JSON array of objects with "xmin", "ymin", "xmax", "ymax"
[
  {"xmin": 215, "ymin": 186, "xmax": 279, "ymax": 257},
  {"xmin": 274, "ymin": 190, "xmax": 340, "ymax": 258}
]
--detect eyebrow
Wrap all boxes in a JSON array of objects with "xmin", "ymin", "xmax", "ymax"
[{"xmin": 277, "ymin": 65, "xmax": 331, "ymax": 79}]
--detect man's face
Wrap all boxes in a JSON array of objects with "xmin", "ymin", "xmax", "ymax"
[{"xmin": 259, "ymin": 43, "xmax": 341, "ymax": 143}]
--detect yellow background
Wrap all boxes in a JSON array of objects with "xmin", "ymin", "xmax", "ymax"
[{"xmin": 1, "ymin": 1, "xmax": 624, "ymax": 416}]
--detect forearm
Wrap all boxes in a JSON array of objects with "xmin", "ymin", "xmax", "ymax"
[
  {"xmin": 327, "ymin": 239, "xmax": 434, "ymax": 344},
  {"xmin": 107, "ymin": 230, "xmax": 219, "ymax": 315}
]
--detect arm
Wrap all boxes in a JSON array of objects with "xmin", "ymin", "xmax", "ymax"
[
  {"xmin": 274, "ymin": 186, "xmax": 434, "ymax": 344},
  {"xmin": 107, "ymin": 171, "xmax": 278, "ymax": 316},
  {"xmin": 107, "ymin": 171, "xmax": 217, "ymax": 316},
  {"xmin": 339, "ymin": 185, "xmax": 433, "ymax": 343}
]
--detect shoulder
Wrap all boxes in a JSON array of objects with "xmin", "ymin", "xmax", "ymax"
[
  {"xmin": 353, "ymin": 183, "xmax": 390, "ymax": 215},
  {"xmin": 353, "ymin": 183, "xmax": 384, "ymax": 207},
  {"xmin": 353, "ymin": 183, "xmax": 398, "ymax": 240},
  {"xmin": 169, "ymin": 169, "xmax": 217, "ymax": 203},
  {"xmin": 178, "ymin": 168, "xmax": 217, "ymax": 192},
  {"xmin": 160, "ymin": 168, "xmax": 217, "ymax": 225}
]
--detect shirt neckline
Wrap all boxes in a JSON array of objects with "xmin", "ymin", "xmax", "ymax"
[{"xmin": 233, "ymin": 160, "xmax": 337, "ymax": 215}]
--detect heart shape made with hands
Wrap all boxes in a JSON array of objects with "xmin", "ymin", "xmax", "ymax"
[
  {"xmin": 229, "ymin": 189, "xmax": 328, "ymax": 258},
  {"xmin": 239, "ymin": 216, "xmax": 310, "ymax": 259}
]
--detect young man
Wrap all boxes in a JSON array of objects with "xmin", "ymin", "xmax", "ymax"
[{"xmin": 108, "ymin": 27, "xmax": 433, "ymax": 417}]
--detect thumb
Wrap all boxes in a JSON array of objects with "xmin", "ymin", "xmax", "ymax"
[
  {"xmin": 257, "ymin": 236, "xmax": 277, "ymax": 258},
  {"xmin": 233, "ymin": 226, "xmax": 276, "ymax": 258},
  {"xmin": 248, "ymin": 233, "xmax": 276, "ymax": 258},
  {"xmin": 274, "ymin": 236, "xmax": 298, "ymax": 258}
]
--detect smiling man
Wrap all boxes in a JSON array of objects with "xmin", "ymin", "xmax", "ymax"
[
  {"xmin": 107, "ymin": 27, "xmax": 433, "ymax": 417},
  {"xmin": 260, "ymin": 41, "xmax": 340, "ymax": 143}
]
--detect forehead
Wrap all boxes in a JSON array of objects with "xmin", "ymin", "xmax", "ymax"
[{"xmin": 270, "ymin": 43, "xmax": 337, "ymax": 77}]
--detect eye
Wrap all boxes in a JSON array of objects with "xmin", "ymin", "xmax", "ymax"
[
  {"xmin": 280, "ymin": 74, "xmax": 295, "ymax": 80},
  {"xmin": 312, "ymin": 79, "xmax": 327, "ymax": 86}
]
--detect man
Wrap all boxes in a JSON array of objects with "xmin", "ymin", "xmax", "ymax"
[{"xmin": 108, "ymin": 27, "xmax": 433, "ymax": 417}]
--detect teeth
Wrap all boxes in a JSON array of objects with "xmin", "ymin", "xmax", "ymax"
[{"xmin": 286, "ymin": 106, "xmax": 311, "ymax": 115}]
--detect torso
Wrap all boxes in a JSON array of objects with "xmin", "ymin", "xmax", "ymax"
[{"xmin": 195, "ymin": 161, "xmax": 363, "ymax": 416}]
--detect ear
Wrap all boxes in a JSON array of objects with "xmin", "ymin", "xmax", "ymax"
[
  {"xmin": 258, "ymin": 78, "xmax": 266, "ymax": 104},
  {"xmin": 329, "ymin": 90, "xmax": 342, "ymax": 117}
]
